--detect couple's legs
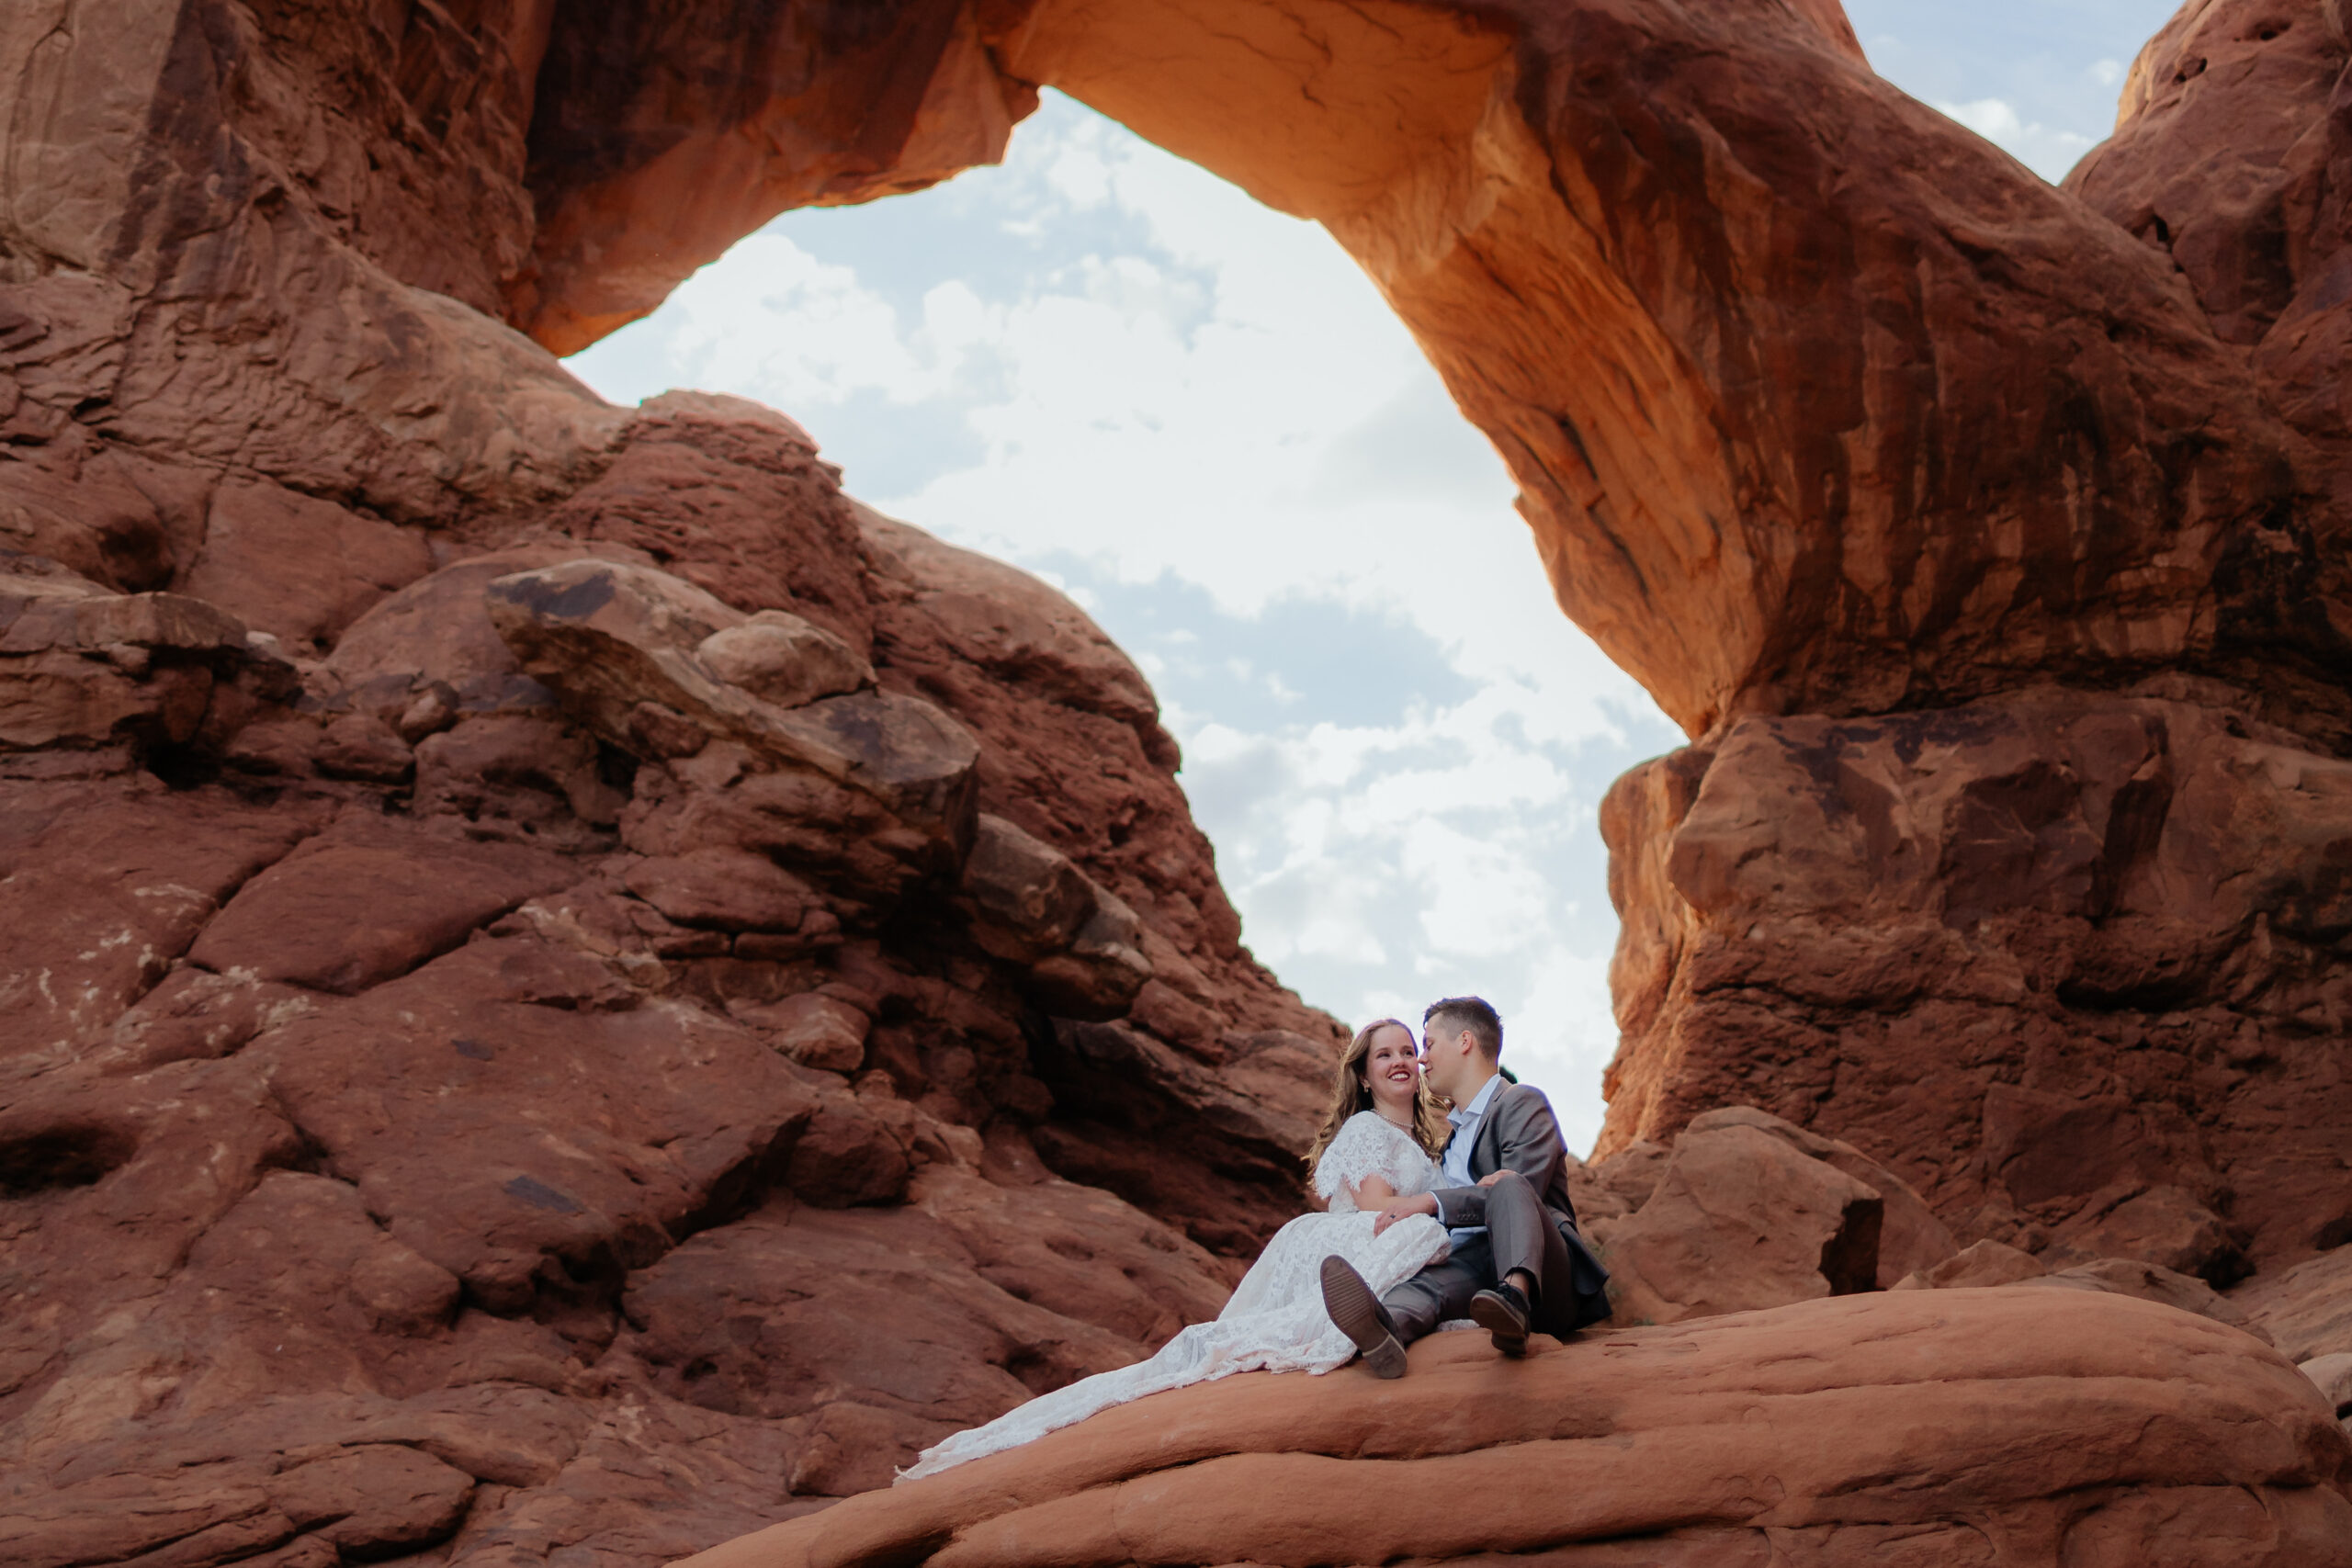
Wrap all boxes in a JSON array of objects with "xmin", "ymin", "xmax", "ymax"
[
  {"xmin": 1484, "ymin": 1170, "xmax": 1582, "ymax": 1339},
  {"xmin": 1381, "ymin": 1238, "xmax": 1490, "ymax": 1343},
  {"xmin": 1382, "ymin": 1172, "xmax": 1577, "ymax": 1344}
]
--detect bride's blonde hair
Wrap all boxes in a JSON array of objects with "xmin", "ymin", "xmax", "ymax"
[{"xmin": 1305, "ymin": 1018, "xmax": 1450, "ymax": 1179}]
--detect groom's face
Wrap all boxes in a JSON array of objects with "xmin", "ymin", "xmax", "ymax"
[{"xmin": 1419, "ymin": 1025, "xmax": 1470, "ymax": 1099}]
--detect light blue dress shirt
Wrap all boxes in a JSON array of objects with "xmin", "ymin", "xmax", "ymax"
[{"xmin": 1438, "ymin": 1073, "xmax": 1503, "ymax": 1247}]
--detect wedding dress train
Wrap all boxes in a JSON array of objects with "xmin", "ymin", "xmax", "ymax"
[{"xmin": 897, "ymin": 1110, "xmax": 1449, "ymax": 1481}]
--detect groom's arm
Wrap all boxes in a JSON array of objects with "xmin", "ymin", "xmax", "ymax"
[{"xmin": 1430, "ymin": 1089, "xmax": 1565, "ymax": 1229}]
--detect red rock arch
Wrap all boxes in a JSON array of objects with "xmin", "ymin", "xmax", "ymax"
[
  {"xmin": 508, "ymin": 0, "xmax": 2311, "ymax": 746},
  {"xmin": 481, "ymin": 0, "xmax": 2352, "ymax": 1251}
]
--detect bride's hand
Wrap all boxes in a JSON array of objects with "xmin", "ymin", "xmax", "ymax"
[
  {"xmin": 1371, "ymin": 1194, "xmax": 1437, "ymax": 1236},
  {"xmin": 1476, "ymin": 1170, "xmax": 1507, "ymax": 1187}
]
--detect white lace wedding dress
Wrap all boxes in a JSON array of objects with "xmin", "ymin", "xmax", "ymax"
[{"xmin": 897, "ymin": 1110, "xmax": 1450, "ymax": 1482}]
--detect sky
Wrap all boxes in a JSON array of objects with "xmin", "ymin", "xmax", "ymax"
[{"xmin": 567, "ymin": 1, "xmax": 2186, "ymax": 1153}]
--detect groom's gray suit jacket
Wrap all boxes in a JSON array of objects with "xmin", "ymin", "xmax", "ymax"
[
  {"xmin": 1426, "ymin": 1081, "xmax": 1611, "ymax": 1327},
  {"xmin": 1428, "ymin": 1081, "xmax": 1579, "ymax": 1232}
]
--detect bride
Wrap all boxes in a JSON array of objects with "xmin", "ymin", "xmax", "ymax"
[{"xmin": 898, "ymin": 1018, "xmax": 1453, "ymax": 1481}]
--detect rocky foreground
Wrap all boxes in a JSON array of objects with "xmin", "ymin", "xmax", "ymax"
[
  {"xmin": 7, "ymin": 0, "xmax": 2352, "ymax": 1562},
  {"xmin": 681, "ymin": 1290, "xmax": 2349, "ymax": 1568}
]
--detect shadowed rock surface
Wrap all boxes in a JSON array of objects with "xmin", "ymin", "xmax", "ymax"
[{"xmin": 6, "ymin": 0, "xmax": 2352, "ymax": 1562}]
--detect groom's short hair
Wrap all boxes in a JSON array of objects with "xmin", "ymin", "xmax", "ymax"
[{"xmin": 1424, "ymin": 996, "xmax": 1502, "ymax": 1060}]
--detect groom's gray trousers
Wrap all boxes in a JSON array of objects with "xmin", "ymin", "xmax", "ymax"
[{"xmin": 1380, "ymin": 1170, "xmax": 1582, "ymax": 1344}]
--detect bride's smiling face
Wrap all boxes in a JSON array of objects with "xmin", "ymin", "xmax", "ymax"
[{"xmin": 1363, "ymin": 1024, "xmax": 1419, "ymax": 1116}]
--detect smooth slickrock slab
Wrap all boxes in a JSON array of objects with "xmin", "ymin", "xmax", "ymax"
[{"xmin": 677, "ymin": 1288, "xmax": 2352, "ymax": 1568}]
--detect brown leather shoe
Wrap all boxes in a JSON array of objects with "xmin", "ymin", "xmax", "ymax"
[{"xmin": 1319, "ymin": 1256, "xmax": 1408, "ymax": 1378}]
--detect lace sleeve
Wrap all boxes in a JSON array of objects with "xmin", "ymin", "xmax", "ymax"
[
  {"xmin": 1311, "ymin": 1113, "xmax": 1380, "ymax": 1206},
  {"xmin": 1313, "ymin": 1113, "xmax": 1434, "ymax": 1208}
]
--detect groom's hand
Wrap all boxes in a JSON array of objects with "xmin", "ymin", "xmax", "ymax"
[{"xmin": 1372, "ymin": 1193, "xmax": 1439, "ymax": 1236}]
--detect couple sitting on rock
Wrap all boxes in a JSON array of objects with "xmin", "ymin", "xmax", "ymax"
[{"xmin": 899, "ymin": 997, "xmax": 1611, "ymax": 1481}]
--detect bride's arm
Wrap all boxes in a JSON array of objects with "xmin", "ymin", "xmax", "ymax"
[{"xmin": 1351, "ymin": 1174, "xmax": 1401, "ymax": 1208}]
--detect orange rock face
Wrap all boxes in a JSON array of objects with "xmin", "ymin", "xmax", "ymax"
[{"xmin": 6, "ymin": 0, "xmax": 2352, "ymax": 1562}]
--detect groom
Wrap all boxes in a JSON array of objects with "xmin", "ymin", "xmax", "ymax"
[{"xmin": 1320, "ymin": 996, "xmax": 1610, "ymax": 1377}]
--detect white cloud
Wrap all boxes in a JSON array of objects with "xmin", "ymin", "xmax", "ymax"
[
  {"xmin": 1846, "ymin": 0, "xmax": 2179, "ymax": 186},
  {"xmin": 624, "ymin": 234, "xmax": 980, "ymax": 407},
  {"xmin": 1935, "ymin": 96, "xmax": 2098, "ymax": 181},
  {"xmin": 1939, "ymin": 96, "xmax": 2026, "ymax": 139}
]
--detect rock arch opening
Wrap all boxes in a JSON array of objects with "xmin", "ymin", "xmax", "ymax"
[
  {"xmin": 504, "ymin": 0, "xmax": 2347, "ymax": 1202},
  {"xmin": 561, "ymin": 86, "xmax": 1679, "ymax": 1146}
]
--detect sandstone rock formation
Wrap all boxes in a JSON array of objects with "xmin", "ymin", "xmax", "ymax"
[
  {"xmin": 0, "ymin": 394, "xmax": 1344, "ymax": 1562},
  {"xmin": 7, "ymin": 0, "xmax": 2352, "ymax": 1562},
  {"xmin": 678, "ymin": 1289, "xmax": 2352, "ymax": 1568},
  {"xmin": 1584, "ymin": 0, "xmax": 2352, "ymax": 1300},
  {"xmin": 1567, "ymin": 1103, "xmax": 2294, "ymax": 1350},
  {"xmin": 1600, "ymin": 688, "xmax": 2352, "ymax": 1273}
]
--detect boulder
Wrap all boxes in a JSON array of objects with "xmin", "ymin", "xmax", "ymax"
[
  {"xmin": 0, "ymin": 560, "xmax": 251, "ymax": 753},
  {"xmin": 1594, "ymin": 1121, "xmax": 1883, "ymax": 1325},
  {"xmin": 488, "ymin": 559, "xmax": 979, "ymax": 845},
  {"xmin": 958, "ymin": 814, "xmax": 1153, "ymax": 1018},
  {"xmin": 411, "ymin": 713, "xmax": 626, "ymax": 845},
  {"xmin": 1892, "ymin": 1238, "xmax": 2046, "ymax": 1292},
  {"xmin": 312, "ymin": 711, "xmax": 414, "ymax": 784},
  {"xmin": 2233, "ymin": 1248, "xmax": 2352, "ymax": 1364},
  {"xmin": 696, "ymin": 611, "xmax": 874, "ymax": 710},
  {"xmin": 1679, "ymin": 1105, "xmax": 1956, "ymax": 1287},
  {"xmin": 2050, "ymin": 1183, "xmax": 2250, "ymax": 1286},
  {"xmin": 729, "ymin": 992, "xmax": 871, "ymax": 1074},
  {"xmin": 2301, "ymin": 1353, "xmax": 2352, "ymax": 1425},
  {"xmin": 783, "ymin": 1094, "xmax": 916, "ymax": 1210},
  {"xmin": 675, "ymin": 1289, "xmax": 2352, "ymax": 1568},
  {"xmin": 264, "ymin": 1443, "xmax": 474, "ymax": 1554},
  {"xmin": 322, "ymin": 545, "xmax": 649, "ymax": 709}
]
